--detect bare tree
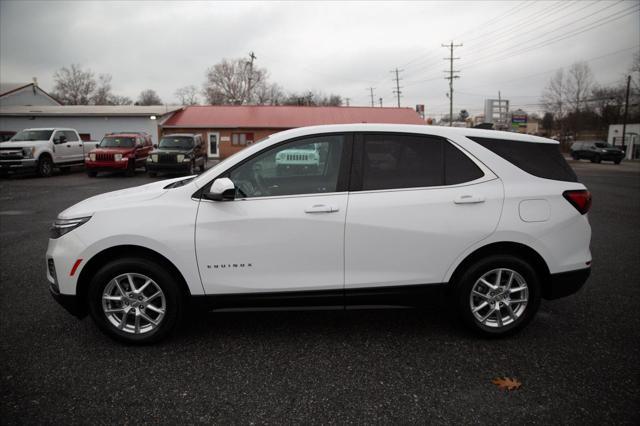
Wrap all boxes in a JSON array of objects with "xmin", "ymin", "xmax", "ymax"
[
  {"xmin": 202, "ymin": 58, "xmax": 267, "ymax": 105},
  {"xmin": 282, "ymin": 91, "xmax": 342, "ymax": 106},
  {"xmin": 565, "ymin": 61, "xmax": 594, "ymax": 113},
  {"xmin": 52, "ymin": 64, "xmax": 96, "ymax": 105},
  {"xmin": 254, "ymin": 82, "xmax": 285, "ymax": 105},
  {"xmin": 136, "ymin": 89, "xmax": 162, "ymax": 106},
  {"xmin": 175, "ymin": 85, "xmax": 199, "ymax": 105},
  {"xmin": 109, "ymin": 95, "xmax": 133, "ymax": 105},
  {"xmin": 542, "ymin": 69, "xmax": 566, "ymax": 120},
  {"xmin": 91, "ymin": 74, "xmax": 113, "ymax": 105}
]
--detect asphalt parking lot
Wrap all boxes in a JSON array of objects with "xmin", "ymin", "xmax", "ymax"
[{"xmin": 1, "ymin": 161, "xmax": 639, "ymax": 424}]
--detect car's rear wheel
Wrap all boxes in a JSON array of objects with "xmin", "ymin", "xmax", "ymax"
[
  {"xmin": 592, "ymin": 154, "xmax": 601, "ymax": 163},
  {"xmin": 37, "ymin": 155, "xmax": 53, "ymax": 177},
  {"xmin": 87, "ymin": 258, "xmax": 184, "ymax": 344},
  {"xmin": 453, "ymin": 255, "xmax": 541, "ymax": 337},
  {"xmin": 614, "ymin": 159, "xmax": 621, "ymax": 165},
  {"xmin": 125, "ymin": 160, "xmax": 135, "ymax": 177},
  {"xmin": 87, "ymin": 170, "xmax": 97, "ymax": 177}
]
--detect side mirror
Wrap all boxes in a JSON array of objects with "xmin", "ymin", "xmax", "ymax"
[
  {"xmin": 153, "ymin": 144, "xmax": 158, "ymax": 149},
  {"xmin": 206, "ymin": 177, "xmax": 235, "ymax": 201}
]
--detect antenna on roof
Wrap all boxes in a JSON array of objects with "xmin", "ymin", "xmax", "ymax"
[{"xmin": 32, "ymin": 77, "xmax": 38, "ymax": 94}]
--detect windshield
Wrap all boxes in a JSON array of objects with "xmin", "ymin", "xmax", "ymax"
[
  {"xmin": 10, "ymin": 130, "xmax": 53, "ymax": 141},
  {"xmin": 594, "ymin": 142, "xmax": 612, "ymax": 148},
  {"xmin": 100, "ymin": 137, "xmax": 135, "ymax": 148},
  {"xmin": 159, "ymin": 136, "xmax": 194, "ymax": 150}
]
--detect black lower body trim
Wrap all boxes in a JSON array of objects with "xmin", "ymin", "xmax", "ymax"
[
  {"xmin": 191, "ymin": 283, "xmax": 447, "ymax": 311},
  {"xmin": 49, "ymin": 286, "xmax": 86, "ymax": 318},
  {"xmin": 543, "ymin": 267, "xmax": 591, "ymax": 300}
]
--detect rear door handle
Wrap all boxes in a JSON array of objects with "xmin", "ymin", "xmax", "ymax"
[
  {"xmin": 305, "ymin": 204, "xmax": 339, "ymax": 213},
  {"xmin": 454, "ymin": 195, "xmax": 485, "ymax": 204}
]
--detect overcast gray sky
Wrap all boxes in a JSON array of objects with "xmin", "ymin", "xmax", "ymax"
[{"xmin": 1, "ymin": 0, "xmax": 638, "ymax": 117}]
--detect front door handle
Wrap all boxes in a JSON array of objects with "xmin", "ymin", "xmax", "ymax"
[
  {"xmin": 304, "ymin": 204, "xmax": 339, "ymax": 213},
  {"xmin": 454, "ymin": 195, "xmax": 486, "ymax": 204}
]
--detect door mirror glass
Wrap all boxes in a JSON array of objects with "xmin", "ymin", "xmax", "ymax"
[{"xmin": 207, "ymin": 177, "xmax": 235, "ymax": 201}]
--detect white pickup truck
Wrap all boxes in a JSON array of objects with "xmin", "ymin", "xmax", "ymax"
[{"xmin": 0, "ymin": 128, "xmax": 99, "ymax": 177}]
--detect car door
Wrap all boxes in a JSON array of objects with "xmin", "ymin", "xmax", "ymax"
[
  {"xmin": 195, "ymin": 133, "xmax": 352, "ymax": 295},
  {"xmin": 51, "ymin": 130, "xmax": 74, "ymax": 163},
  {"xmin": 62, "ymin": 130, "xmax": 83, "ymax": 163},
  {"xmin": 344, "ymin": 132, "xmax": 503, "ymax": 290}
]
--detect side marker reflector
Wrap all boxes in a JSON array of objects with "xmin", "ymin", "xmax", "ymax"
[{"xmin": 70, "ymin": 259, "xmax": 83, "ymax": 276}]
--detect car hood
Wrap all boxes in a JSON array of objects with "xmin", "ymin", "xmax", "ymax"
[
  {"xmin": 58, "ymin": 176, "xmax": 189, "ymax": 219},
  {"xmin": 90, "ymin": 147, "xmax": 135, "ymax": 155},
  {"xmin": 0, "ymin": 140, "xmax": 46, "ymax": 149}
]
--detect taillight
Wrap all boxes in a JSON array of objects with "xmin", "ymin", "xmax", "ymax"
[{"xmin": 563, "ymin": 190, "xmax": 592, "ymax": 215}]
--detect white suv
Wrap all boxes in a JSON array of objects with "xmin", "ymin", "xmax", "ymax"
[{"xmin": 46, "ymin": 124, "xmax": 592, "ymax": 343}]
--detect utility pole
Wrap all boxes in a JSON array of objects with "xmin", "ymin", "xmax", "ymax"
[
  {"xmin": 379, "ymin": 97, "xmax": 383, "ymax": 107},
  {"xmin": 246, "ymin": 51, "xmax": 257, "ymax": 104},
  {"xmin": 622, "ymin": 75, "xmax": 631, "ymax": 154},
  {"xmin": 367, "ymin": 87, "xmax": 376, "ymax": 107},
  {"xmin": 345, "ymin": 97, "xmax": 351, "ymax": 107},
  {"xmin": 391, "ymin": 68, "xmax": 403, "ymax": 107},
  {"xmin": 442, "ymin": 41, "xmax": 462, "ymax": 126}
]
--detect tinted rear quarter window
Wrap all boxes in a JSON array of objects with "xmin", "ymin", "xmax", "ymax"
[
  {"xmin": 445, "ymin": 142, "xmax": 484, "ymax": 184},
  {"xmin": 468, "ymin": 136, "xmax": 577, "ymax": 182}
]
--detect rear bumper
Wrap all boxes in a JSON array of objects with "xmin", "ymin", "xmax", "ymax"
[{"xmin": 543, "ymin": 267, "xmax": 591, "ymax": 300}]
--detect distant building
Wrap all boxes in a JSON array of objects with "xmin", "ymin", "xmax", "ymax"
[
  {"xmin": 608, "ymin": 123, "xmax": 640, "ymax": 160},
  {"xmin": 0, "ymin": 81, "xmax": 61, "ymax": 107},
  {"xmin": 0, "ymin": 105, "xmax": 180, "ymax": 143},
  {"xmin": 160, "ymin": 105, "xmax": 426, "ymax": 159},
  {"xmin": 483, "ymin": 99, "xmax": 510, "ymax": 129}
]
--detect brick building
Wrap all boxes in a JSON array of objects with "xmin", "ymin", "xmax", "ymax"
[{"xmin": 159, "ymin": 105, "xmax": 425, "ymax": 159}]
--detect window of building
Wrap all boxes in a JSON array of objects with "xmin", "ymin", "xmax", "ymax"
[{"xmin": 232, "ymin": 132, "xmax": 254, "ymax": 146}]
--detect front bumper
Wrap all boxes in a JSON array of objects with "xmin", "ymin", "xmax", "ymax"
[
  {"xmin": 85, "ymin": 160, "xmax": 129, "ymax": 170},
  {"xmin": 49, "ymin": 285, "xmax": 85, "ymax": 318},
  {"xmin": 147, "ymin": 161, "xmax": 192, "ymax": 172},
  {"xmin": 543, "ymin": 267, "xmax": 591, "ymax": 300},
  {"xmin": 0, "ymin": 158, "xmax": 37, "ymax": 171}
]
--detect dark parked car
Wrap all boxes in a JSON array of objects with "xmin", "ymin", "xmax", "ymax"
[
  {"xmin": 570, "ymin": 141, "xmax": 624, "ymax": 164},
  {"xmin": 146, "ymin": 133, "xmax": 206, "ymax": 176}
]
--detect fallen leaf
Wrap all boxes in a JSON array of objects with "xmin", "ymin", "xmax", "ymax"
[{"xmin": 492, "ymin": 377, "xmax": 522, "ymax": 391}]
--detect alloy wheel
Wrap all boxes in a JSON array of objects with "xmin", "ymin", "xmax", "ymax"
[
  {"xmin": 469, "ymin": 268, "xmax": 529, "ymax": 328},
  {"xmin": 102, "ymin": 273, "xmax": 166, "ymax": 334}
]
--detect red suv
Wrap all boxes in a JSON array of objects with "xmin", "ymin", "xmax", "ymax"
[{"xmin": 86, "ymin": 132, "xmax": 153, "ymax": 177}]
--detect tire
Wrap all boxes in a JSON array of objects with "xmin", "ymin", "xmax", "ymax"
[
  {"xmin": 60, "ymin": 166, "xmax": 71, "ymax": 174},
  {"xmin": 614, "ymin": 159, "xmax": 621, "ymax": 165},
  {"xmin": 87, "ymin": 257, "xmax": 184, "ymax": 344},
  {"xmin": 593, "ymin": 155, "xmax": 601, "ymax": 163},
  {"xmin": 37, "ymin": 155, "xmax": 53, "ymax": 177},
  {"xmin": 571, "ymin": 152, "xmax": 579, "ymax": 160},
  {"xmin": 149, "ymin": 171, "xmax": 157, "ymax": 177},
  {"xmin": 125, "ymin": 160, "xmax": 135, "ymax": 177},
  {"xmin": 87, "ymin": 170, "xmax": 98, "ymax": 178},
  {"xmin": 452, "ymin": 255, "xmax": 541, "ymax": 337}
]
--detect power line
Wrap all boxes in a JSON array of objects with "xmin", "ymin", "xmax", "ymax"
[
  {"xmin": 443, "ymin": 42, "xmax": 462, "ymax": 126},
  {"xmin": 391, "ymin": 68, "xmax": 403, "ymax": 107}
]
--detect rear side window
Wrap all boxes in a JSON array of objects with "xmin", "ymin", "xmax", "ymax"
[
  {"xmin": 362, "ymin": 134, "xmax": 443, "ymax": 190},
  {"xmin": 445, "ymin": 142, "xmax": 484, "ymax": 184},
  {"xmin": 468, "ymin": 136, "xmax": 577, "ymax": 182}
]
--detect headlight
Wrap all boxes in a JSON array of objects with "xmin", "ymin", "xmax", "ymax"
[
  {"xmin": 601, "ymin": 149, "xmax": 607, "ymax": 153},
  {"xmin": 114, "ymin": 153, "xmax": 123, "ymax": 161},
  {"xmin": 89, "ymin": 153, "xmax": 96, "ymax": 162},
  {"xmin": 22, "ymin": 147, "xmax": 35, "ymax": 158},
  {"xmin": 49, "ymin": 216, "xmax": 91, "ymax": 239},
  {"xmin": 177, "ymin": 154, "xmax": 185, "ymax": 162}
]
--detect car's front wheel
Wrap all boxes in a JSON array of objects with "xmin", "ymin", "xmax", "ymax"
[
  {"xmin": 453, "ymin": 255, "xmax": 541, "ymax": 337},
  {"xmin": 87, "ymin": 258, "xmax": 184, "ymax": 344}
]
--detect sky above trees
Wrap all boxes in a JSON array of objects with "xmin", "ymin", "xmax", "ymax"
[{"xmin": 0, "ymin": 1, "xmax": 638, "ymax": 116}]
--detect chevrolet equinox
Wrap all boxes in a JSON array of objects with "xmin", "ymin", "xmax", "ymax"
[{"xmin": 46, "ymin": 124, "xmax": 592, "ymax": 343}]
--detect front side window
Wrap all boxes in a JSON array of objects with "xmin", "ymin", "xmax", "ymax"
[
  {"xmin": 362, "ymin": 134, "xmax": 443, "ymax": 190},
  {"xmin": 99, "ymin": 137, "xmax": 135, "ymax": 148},
  {"xmin": 159, "ymin": 136, "xmax": 194, "ymax": 150},
  {"xmin": 229, "ymin": 134, "xmax": 344, "ymax": 198},
  {"xmin": 62, "ymin": 131, "xmax": 79, "ymax": 142}
]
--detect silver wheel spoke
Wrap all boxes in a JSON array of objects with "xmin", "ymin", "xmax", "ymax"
[
  {"xmin": 146, "ymin": 291, "xmax": 161, "ymax": 302},
  {"xmin": 113, "ymin": 279, "xmax": 126, "ymax": 297},
  {"xmin": 127, "ymin": 274, "xmax": 136, "ymax": 291},
  {"xmin": 510, "ymin": 286, "xmax": 527, "ymax": 293},
  {"xmin": 104, "ymin": 307, "xmax": 125, "ymax": 313},
  {"xmin": 146, "ymin": 304, "xmax": 165, "ymax": 314},
  {"xmin": 480, "ymin": 307, "xmax": 496, "ymax": 323},
  {"xmin": 137, "ymin": 279, "xmax": 152, "ymax": 294},
  {"xmin": 472, "ymin": 301, "xmax": 489, "ymax": 313},
  {"xmin": 510, "ymin": 298, "xmax": 528, "ymax": 304},
  {"xmin": 495, "ymin": 269, "xmax": 502, "ymax": 287},
  {"xmin": 140, "ymin": 311, "xmax": 158, "ymax": 326},
  {"xmin": 118, "ymin": 311, "xmax": 128, "ymax": 329},
  {"xmin": 472, "ymin": 290, "xmax": 489, "ymax": 300},
  {"xmin": 103, "ymin": 295, "xmax": 122, "ymax": 301},
  {"xmin": 506, "ymin": 304, "xmax": 516, "ymax": 321},
  {"xmin": 496, "ymin": 307, "xmax": 503, "ymax": 327},
  {"xmin": 480, "ymin": 278, "xmax": 497, "ymax": 290},
  {"xmin": 506, "ymin": 271, "xmax": 515, "ymax": 289},
  {"xmin": 134, "ymin": 312, "xmax": 141, "ymax": 334}
]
